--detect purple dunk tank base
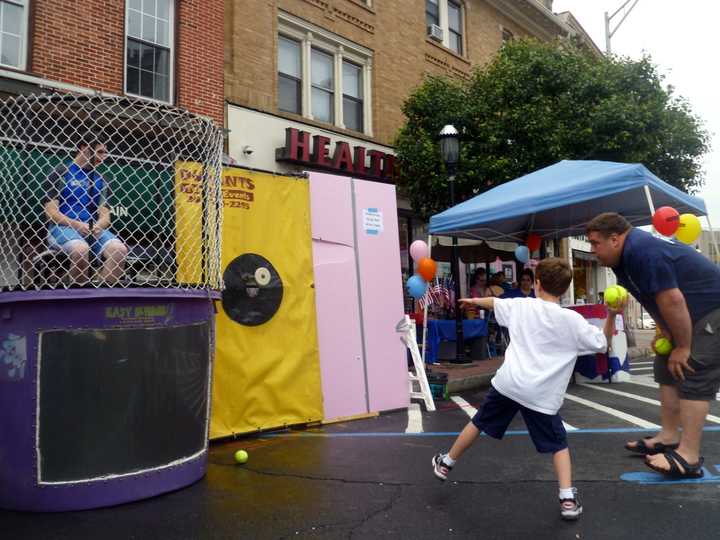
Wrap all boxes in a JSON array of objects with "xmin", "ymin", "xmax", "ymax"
[{"xmin": 0, "ymin": 288, "xmax": 218, "ymax": 512}]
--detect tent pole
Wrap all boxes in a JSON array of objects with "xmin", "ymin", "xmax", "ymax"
[
  {"xmin": 643, "ymin": 185, "xmax": 656, "ymax": 215},
  {"xmin": 706, "ymin": 215, "xmax": 720, "ymax": 265},
  {"xmin": 421, "ymin": 234, "xmax": 432, "ymax": 365}
]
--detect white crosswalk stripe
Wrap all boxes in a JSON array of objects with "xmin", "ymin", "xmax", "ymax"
[
  {"xmin": 405, "ymin": 403, "xmax": 423, "ymax": 433},
  {"xmin": 564, "ymin": 392, "xmax": 659, "ymax": 428},
  {"xmin": 451, "ymin": 395, "xmax": 478, "ymax": 418},
  {"xmin": 580, "ymin": 383, "xmax": 720, "ymax": 424},
  {"xmin": 627, "ymin": 377, "xmax": 720, "ymax": 401}
]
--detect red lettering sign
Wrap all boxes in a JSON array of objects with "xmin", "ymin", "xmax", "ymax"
[{"xmin": 276, "ymin": 127, "xmax": 395, "ymax": 182}]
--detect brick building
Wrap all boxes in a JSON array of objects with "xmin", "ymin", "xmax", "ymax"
[
  {"xmin": 223, "ymin": 0, "xmax": 597, "ymax": 286},
  {"xmin": 0, "ymin": 0, "xmax": 224, "ymax": 124}
]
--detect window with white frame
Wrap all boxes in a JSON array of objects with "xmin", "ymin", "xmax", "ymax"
[
  {"xmin": 0, "ymin": 0, "xmax": 28, "ymax": 70},
  {"xmin": 277, "ymin": 12, "xmax": 373, "ymax": 135},
  {"xmin": 447, "ymin": 1, "xmax": 463, "ymax": 55},
  {"xmin": 425, "ymin": 0, "xmax": 465, "ymax": 56},
  {"xmin": 125, "ymin": 0, "xmax": 173, "ymax": 103}
]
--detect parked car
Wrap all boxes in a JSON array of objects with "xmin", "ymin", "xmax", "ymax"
[{"xmin": 637, "ymin": 312, "xmax": 656, "ymax": 329}]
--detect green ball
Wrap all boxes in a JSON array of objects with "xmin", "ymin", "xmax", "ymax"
[
  {"xmin": 655, "ymin": 337, "xmax": 673, "ymax": 356},
  {"xmin": 234, "ymin": 449, "xmax": 249, "ymax": 464},
  {"xmin": 604, "ymin": 285, "xmax": 627, "ymax": 309}
]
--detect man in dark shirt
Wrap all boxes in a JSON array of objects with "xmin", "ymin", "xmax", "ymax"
[
  {"xmin": 44, "ymin": 141, "xmax": 128, "ymax": 284},
  {"xmin": 587, "ymin": 212, "xmax": 720, "ymax": 478}
]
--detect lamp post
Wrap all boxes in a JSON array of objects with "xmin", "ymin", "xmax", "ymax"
[{"xmin": 439, "ymin": 124, "xmax": 466, "ymax": 364}]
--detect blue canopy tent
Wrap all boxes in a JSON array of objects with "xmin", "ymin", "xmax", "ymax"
[
  {"xmin": 421, "ymin": 159, "xmax": 717, "ymax": 368},
  {"xmin": 429, "ymin": 160, "xmax": 710, "ymax": 241}
]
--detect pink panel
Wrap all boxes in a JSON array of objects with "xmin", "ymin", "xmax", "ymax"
[
  {"xmin": 308, "ymin": 173, "xmax": 367, "ymax": 420},
  {"xmin": 352, "ymin": 179, "xmax": 409, "ymax": 412},
  {"xmin": 308, "ymin": 172, "xmax": 354, "ymax": 246}
]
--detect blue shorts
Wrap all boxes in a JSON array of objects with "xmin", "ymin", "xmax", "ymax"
[
  {"xmin": 471, "ymin": 386, "xmax": 568, "ymax": 454},
  {"xmin": 48, "ymin": 225, "xmax": 120, "ymax": 257}
]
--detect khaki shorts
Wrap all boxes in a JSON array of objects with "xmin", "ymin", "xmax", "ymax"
[{"xmin": 654, "ymin": 308, "xmax": 720, "ymax": 400}]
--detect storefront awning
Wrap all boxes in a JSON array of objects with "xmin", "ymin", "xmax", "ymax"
[{"xmin": 429, "ymin": 160, "xmax": 707, "ymax": 241}]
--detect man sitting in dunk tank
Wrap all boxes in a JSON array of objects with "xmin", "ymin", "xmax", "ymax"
[{"xmin": 43, "ymin": 140, "xmax": 128, "ymax": 285}]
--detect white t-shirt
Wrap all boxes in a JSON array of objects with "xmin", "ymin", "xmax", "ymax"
[{"xmin": 490, "ymin": 297, "xmax": 608, "ymax": 415}]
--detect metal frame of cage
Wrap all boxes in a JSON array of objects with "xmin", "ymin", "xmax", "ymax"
[{"xmin": 0, "ymin": 92, "xmax": 223, "ymax": 292}]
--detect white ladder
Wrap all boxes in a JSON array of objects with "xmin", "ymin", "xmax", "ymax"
[{"xmin": 396, "ymin": 315, "xmax": 436, "ymax": 412}]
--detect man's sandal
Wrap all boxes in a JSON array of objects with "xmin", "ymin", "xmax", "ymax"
[
  {"xmin": 625, "ymin": 437, "xmax": 679, "ymax": 456},
  {"xmin": 645, "ymin": 450, "xmax": 704, "ymax": 479}
]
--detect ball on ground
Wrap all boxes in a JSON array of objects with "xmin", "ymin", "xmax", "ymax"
[
  {"xmin": 654, "ymin": 337, "xmax": 673, "ymax": 356},
  {"xmin": 234, "ymin": 449, "xmax": 249, "ymax": 464},
  {"xmin": 604, "ymin": 285, "xmax": 628, "ymax": 310}
]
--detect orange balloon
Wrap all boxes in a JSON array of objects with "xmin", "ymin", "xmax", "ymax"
[{"xmin": 417, "ymin": 258, "xmax": 437, "ymax": 282}]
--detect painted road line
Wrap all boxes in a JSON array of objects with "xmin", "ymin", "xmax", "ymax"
[
  {"xmin": 581, "ymin": 384, "xmax": 720, "ymax": 423},
  {"xmin": 405, "ymin": 403, "xmax": 423, "ymax": 433},
  {"xmin": 626, "ymin": 378, "xmax": 720, "ymax": 401},
  {"xmin": 630, "ymin": 367, "xmax": 654, "ymax": 371},
  {"xmin": 563, "ymin": 421, "xmax": 578, "ymax": 431},
  {"xmin": 261, "ymin": 426, "xmax": 720, "ymax": 438},
  {"xmin": 451, "ymin": 395, "xmax": 478, "ymax": 418},
  {"xmin": 631, "ymin": 362, "xmax": 654, "ymax": 366},
  {"xmin": 564, "ymin": 392, "xmax": 660, "ymax": 428}
]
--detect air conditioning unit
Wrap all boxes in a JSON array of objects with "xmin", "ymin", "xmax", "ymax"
[{"xmin": 428, "ymin": 24, "xmax": 444, "ymax": 42}]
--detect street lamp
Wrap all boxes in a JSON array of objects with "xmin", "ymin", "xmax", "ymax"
[{"xmin": 439, "ymin": 125, "xmax": 466, "ymax": 364}]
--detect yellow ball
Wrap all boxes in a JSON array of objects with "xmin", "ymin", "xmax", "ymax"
[
  {"xmin": 604, "ymin": 285, "xmax": 628, "ymax": 309},
  {"xmin": 234, "ymin": 450, "xmax": 249, "ymax": 464},
  {"xmin": 654, "ymin": 337, "xmax": 673, "ymax": 356},
  {"xmin": 675, "ymin": 214, "xmax": 701, "ymax": 245}
]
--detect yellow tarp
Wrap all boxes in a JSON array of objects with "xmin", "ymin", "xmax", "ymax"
[{"xmin": 175, "ymin": 165, "xmax": 322, "ymax": 438}]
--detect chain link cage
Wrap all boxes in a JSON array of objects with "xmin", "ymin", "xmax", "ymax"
[{"xmin": 0, "ymin": 92, "xmax": 224, "ymax": 292}]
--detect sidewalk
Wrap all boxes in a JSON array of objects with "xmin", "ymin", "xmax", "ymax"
[{"xmin": 427, "ymin": 328, "xmax": 655, "ymax": 393}]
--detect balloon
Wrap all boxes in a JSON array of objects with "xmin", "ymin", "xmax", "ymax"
[
  {"xmin": 514, "ymin": 245, "xmax": 529, "ymax": 263},
  {"xmin": 417, "ymin": 257, "xmax": 437, "ymax": 281},
  {"xmin": 652, "ymin": 206, "xmax": 680, "ymax": 236},
  {"xmin": 526, "ymin": 233, "xmax": 542, "ymax": 253},
  {"xmin": 675, "ymin": 213, "xmax": 701, "ymax": 244},
  {"xmin": 409, "ymin": 240, "xmax": 429, "ymax": 262},
  {"xmin": 406, "ymin": 275, "xmax": 427, "ymax": 299}
]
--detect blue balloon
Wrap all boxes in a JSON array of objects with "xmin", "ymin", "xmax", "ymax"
[
  {"xmin": 514, "ymin": 245, "xmax": 530, "ymax": 263},
  {"xmin": 407, "ymin": 274, "xmax": 428, "ymax": 299}
]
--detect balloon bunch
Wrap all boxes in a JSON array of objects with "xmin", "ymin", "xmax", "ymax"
[
  {"xmin": 406, "ymin": 240, "xmax": 437, "ymax": 299},
  {"xmin": 652, "ymin": 206, "xmax": 701, "ymax": 245},
  {"xmin": 514, "ymin": 233, "xmax": 542, "ymax": 263}
]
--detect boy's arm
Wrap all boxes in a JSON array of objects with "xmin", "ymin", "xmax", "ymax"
[{"xmin": 459, "ymin": 297, "xmax": 495, "ymax": 311}]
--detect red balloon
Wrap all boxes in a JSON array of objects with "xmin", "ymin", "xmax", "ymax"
[
  {"xmin": 417, "ymin": 258, "xmax": 437, "ymax": 282},
  {"xmin": 652, "ymin": 206, "xmax": 680, "ymax": 236},
  {"xmin": 526, "ymin": 233, "xmax": 542, "ymax": 253}
]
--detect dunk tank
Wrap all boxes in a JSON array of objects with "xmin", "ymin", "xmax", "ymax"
[{"xmin": 0, "ymin": 93, "xmax": 224, "ymax": 511}]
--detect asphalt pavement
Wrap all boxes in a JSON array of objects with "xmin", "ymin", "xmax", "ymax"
[{"xmin": 3, "ymin": 359, "xmax": 720, "ymax": 539}]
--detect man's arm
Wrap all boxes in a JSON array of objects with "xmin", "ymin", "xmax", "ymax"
[
  {"xmin": 94, "ymin": 206, "xmax": 112, "ymax": 233},
  {"xmin": 655, "ymin": 287, "xmax": 694, "ymax": 380},
  {"xmin": 603, "ymin": 312, "xmax": 617, "ymax": 351},
  {"xmin": 44, "ymin": 200, "xmax": 90, "ymax": 236}
]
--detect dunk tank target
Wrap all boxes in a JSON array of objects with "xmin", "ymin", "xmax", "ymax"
[{"xmin": 0, "ymin": 93, "xmax": 224, "ymax": 511}]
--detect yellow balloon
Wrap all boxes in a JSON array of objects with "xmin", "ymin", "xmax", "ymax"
[{"xmin": 675, "ymin": 213, "xmax": 701, "ymax": 244}]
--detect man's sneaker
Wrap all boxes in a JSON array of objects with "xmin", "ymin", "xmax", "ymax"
[
  {"xmin": 431, "ymin": 453, "xmax": 453, "ymax": 481},
  {"xmin": 560, "ymin": 488, "xmax": 583, "ymax": 521}
]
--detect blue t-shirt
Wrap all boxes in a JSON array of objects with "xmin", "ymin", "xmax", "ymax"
[
  {"xmin": 45, "ymin": 162, "xmax": 109, "ymax": 223},
  {"xmin": 612, "ymin": 228, "xmax": 720, "ymax": 325}
]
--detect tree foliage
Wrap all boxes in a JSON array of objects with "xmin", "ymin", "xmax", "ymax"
[{"xmin": 395, "ymin": 40, "xmax": 710, "ymax": 217}]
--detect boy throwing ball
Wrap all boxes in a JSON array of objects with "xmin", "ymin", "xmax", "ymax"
[{"xmin": 431, "ymin": 258, "xmax": 621, "ymax": 520}]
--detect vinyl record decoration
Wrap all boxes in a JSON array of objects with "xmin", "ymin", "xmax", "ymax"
[{"xmin": 222, "ymin": 253, "xmax": 283, "ymax": 326}]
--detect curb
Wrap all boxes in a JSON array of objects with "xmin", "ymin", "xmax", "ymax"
[{"xmin": 446, "ymin": 372, "xmax": 495, "ymax": 393}]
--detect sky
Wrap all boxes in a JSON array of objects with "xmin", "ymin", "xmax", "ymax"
[{"xmin": 553, "ymin": 0, "xmax": 719, "ymax": 229}]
